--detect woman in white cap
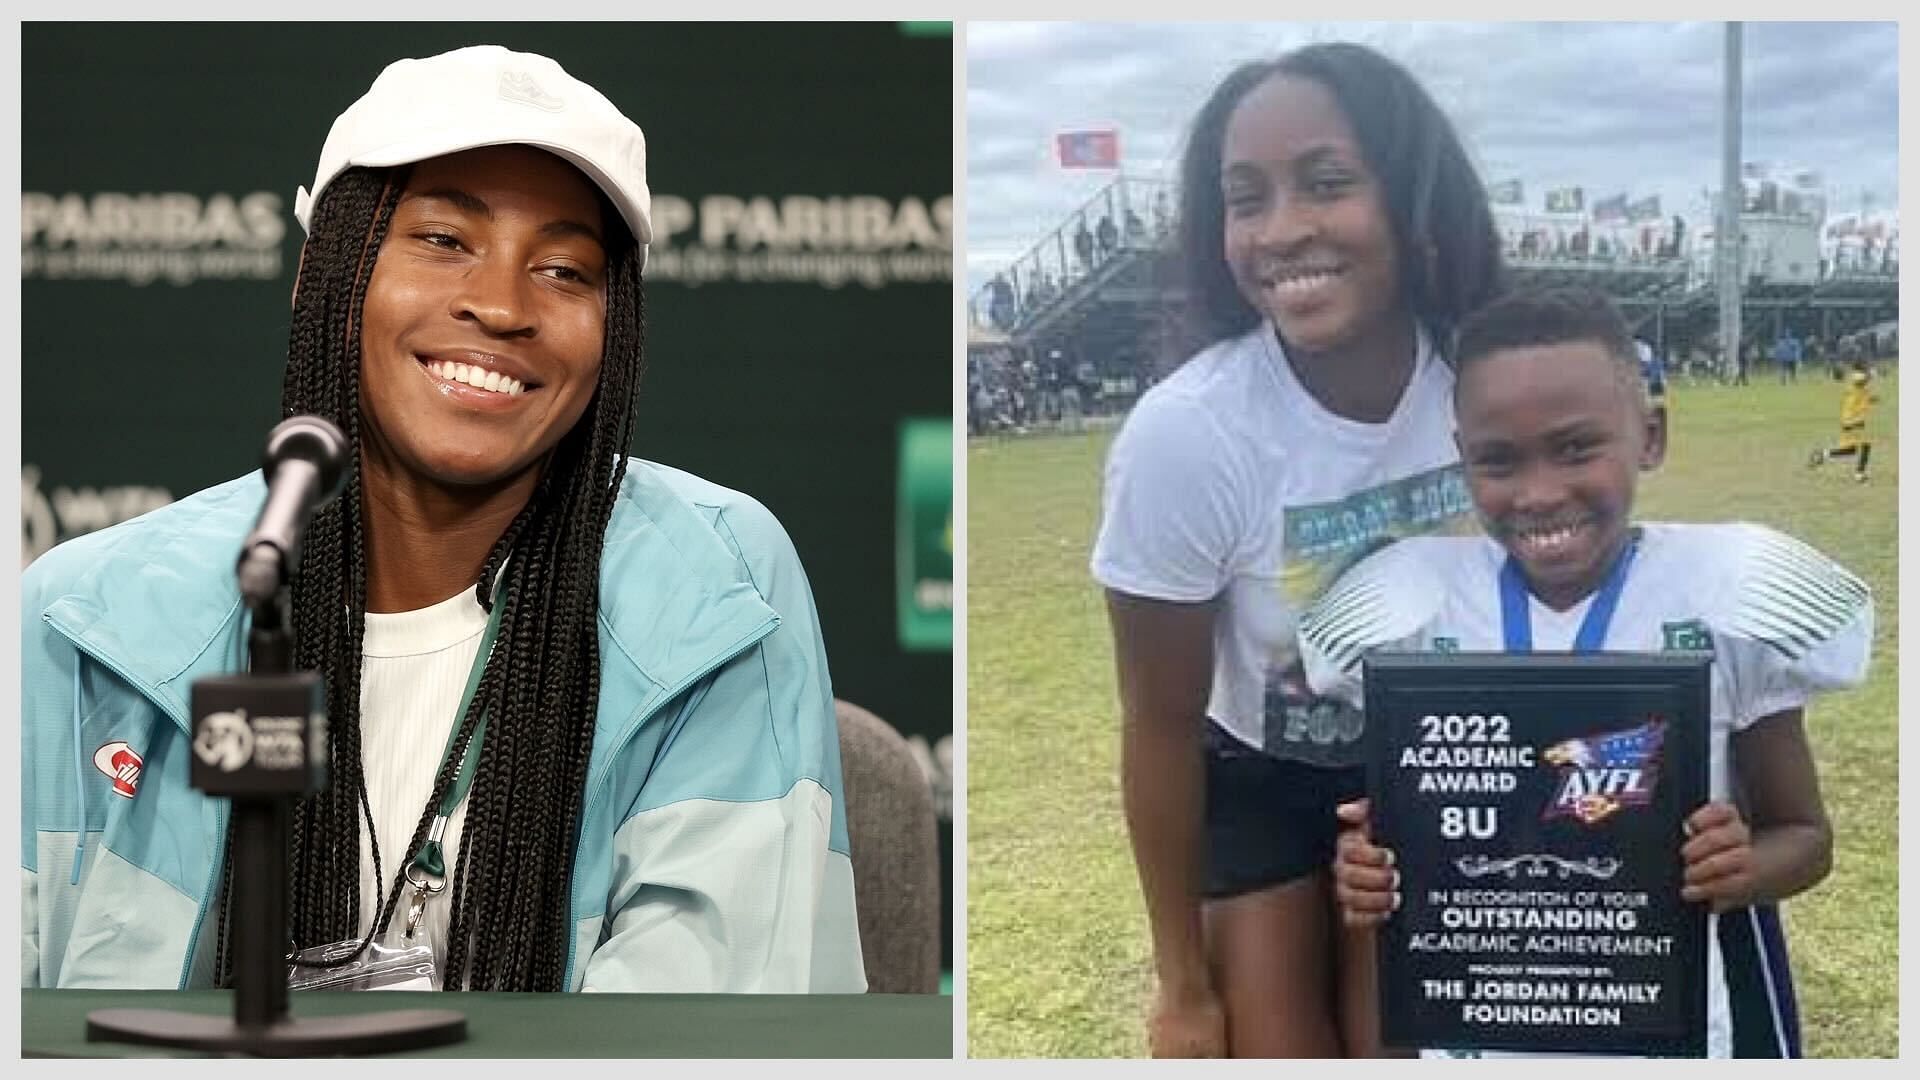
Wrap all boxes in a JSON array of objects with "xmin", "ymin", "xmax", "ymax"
[{"xmin": 21, "ymin": 46, "xmax": 865, "ymax": 994}]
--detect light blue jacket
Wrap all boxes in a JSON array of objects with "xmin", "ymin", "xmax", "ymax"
[{"xmin": 22, "ymin": 459, "xmax": 865, "ymax": 993}]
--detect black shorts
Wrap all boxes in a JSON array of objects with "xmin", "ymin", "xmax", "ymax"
[{"xmin": 1203, "ymin": 722, "xmax": 1365, "ymax": 899}]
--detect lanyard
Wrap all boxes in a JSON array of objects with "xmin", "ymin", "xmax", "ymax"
[
  {"xmin": 1499, "ymin": 533, "xmax": 1638, "ymax": 654},
  {"xmin": 401, "ymin": 590, "xmax": 506, "ymax": 934}
]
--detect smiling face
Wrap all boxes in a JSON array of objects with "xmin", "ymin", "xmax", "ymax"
[
  {"xmin": 1455, "ymin": 340, "xmax": 1667, "ymax": 610},
  {"xmin": 358, "ymin": 144, "xmax": 608, "ymax": 490},
  {"xmin": 1220, "ymin": 74, "xmax": 1402, "ymax": 356}
]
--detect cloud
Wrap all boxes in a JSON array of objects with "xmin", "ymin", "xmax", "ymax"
[{"xmin": 965, "ymin": 21, "xmax": 1898, "ymax": 295}]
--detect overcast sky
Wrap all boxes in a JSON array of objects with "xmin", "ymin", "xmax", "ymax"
[{"xmin": 964, "ymin": 21, "xmax": 1899, "ymax": 298}]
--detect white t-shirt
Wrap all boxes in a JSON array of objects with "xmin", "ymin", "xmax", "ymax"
[
  {"xmin": 1298, "ymin": 523, "xmax": 1874, "ymax": 1057},
  {"xmin": 1090, "ymin": 320, "xmax": 1474, "ymax": 765},
  {"xmin": 355, "ymin": 586, "xmax": 491, "ymax": 978}
]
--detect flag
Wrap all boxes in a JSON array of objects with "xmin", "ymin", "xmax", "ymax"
[
  {"xmin": 1543, "ymin": 720, "xmax": 1666, "ymax": 771},
  {"xmin": 1488, "ymin": 179, "xmax": 1524, "ymax": 205},
  {"xmin": 1055, "ymin": 129, "xmax": 1120, "ymax": 169},
  {"xmin": 1545, "ymin": 186, "xmax": 1583, "ymax": 213},
  {"xmin": 1592, "ymin": 192, "xmax": 1629, "ymax": 224},
  {"xmin": 1627, "ymin": 195, "xmax": 1662, "ymax": 223}
]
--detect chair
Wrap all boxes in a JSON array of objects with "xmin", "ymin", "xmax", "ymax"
[{"xmin": 834, "ymin": 699, "xmax": 942, "ymax": 993}]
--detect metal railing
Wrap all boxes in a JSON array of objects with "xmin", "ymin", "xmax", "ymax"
[
  {"xmin": 970, "ymin": 175, "xmax": 1175, "ymax": 334},
  {"xmin": 970, "ymin": 178, "xmax": 1895, "ymax": 332}
]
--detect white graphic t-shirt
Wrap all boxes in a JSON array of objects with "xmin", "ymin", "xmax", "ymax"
[
  {"xmin": 1297, "ymin": 523, "xmax": 1874, "ymax": 1057},
  {"xmin": 1091, "ymin": 321, "xmax": 1475, "ymax": 766}
]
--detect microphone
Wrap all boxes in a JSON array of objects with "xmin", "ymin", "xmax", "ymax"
[{"xmin": 236, "ymin": 416, "xmax": 349, "ymax": 606}]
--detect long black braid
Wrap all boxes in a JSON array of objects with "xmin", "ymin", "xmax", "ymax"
[{"xmin": 212, "ymin": 164, "xmax": 645, "ymax": 991}]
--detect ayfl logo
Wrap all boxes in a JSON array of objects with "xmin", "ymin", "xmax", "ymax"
[
  {"xmin": 1541, "ymin": 719, "xmax": 1666, "ymax": 825},
  {"xmin": 93, "ymin": 741, "xmax": 143, "ymax": 799}
]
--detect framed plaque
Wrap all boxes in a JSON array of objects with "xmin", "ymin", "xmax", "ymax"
[{"xmin": 1363, "ymin": 653, "xmax": 1710, "ymax": 1057}]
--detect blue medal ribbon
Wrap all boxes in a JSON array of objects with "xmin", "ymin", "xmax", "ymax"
[{"xmin": 1499, "ymin": 532, "xmax": 1639, "ymax": 654}]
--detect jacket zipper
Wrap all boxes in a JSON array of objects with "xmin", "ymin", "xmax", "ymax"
[{"xmin": 563, "ymin": 612, "xmax": 779, "ymax": 987}]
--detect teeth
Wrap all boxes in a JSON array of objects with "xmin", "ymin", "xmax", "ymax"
[
  {"xmin": 1264, "ymin": 271, "xmax": 1338, "ymax": 296},
  {"xmin": 1517, "ymin": 523, "xmax": 1582, "ymax": 552},
  {"xmin": 424, "ymin": 360, "xmax": 524, "ymax": 396}
]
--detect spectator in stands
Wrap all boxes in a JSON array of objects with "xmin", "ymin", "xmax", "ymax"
[
  {"xmin": 1075, "ymin": 218, "xmax": 1096, "ymax": 277},
  {"xmin": 1126, "ymin": 208, "xmax": 1148, "ymax": 244},
  {"xmin": 1092, "ymin": 41, "xmax": 1503, "ymax": 1059},
  {"xmin": 989, "ymin": 273, "xmax": 1017, "ymax": 330},
  {"xmin": 1097, "ymin": 213, "xmax": 1120, "ymax": 262},
  {"xmin": 1074, "ymin": 357, "xmax": 1101, "ymax": 416},
  {"xmin": 1038, "ymin": 353, "xmax": 1063, "ymax": 423},
  {"xmin": 969, "ymin": 362, "xmax": 992, "ymax": 435}
]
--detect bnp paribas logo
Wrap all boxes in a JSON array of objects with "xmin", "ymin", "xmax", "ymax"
[
  {"xmin": 643, "ymin": 193, "xmax": 953, "ymax": 289},
  {"xmin": 21, "ymin": 191, "xmax": 285, "ymax": 286}
]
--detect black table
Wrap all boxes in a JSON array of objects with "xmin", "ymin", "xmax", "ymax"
[{"xmin": 22, "ymin": 990, "xmax": 951, "ymax": 1058}]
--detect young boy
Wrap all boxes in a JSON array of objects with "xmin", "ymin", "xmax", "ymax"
[
  {"xmin": 1808, "ymin": 363, "xmax": 1880, "ymax": 482},
  {"xmin": 1299, "ymin": 287, "xmax": 1872, "ymax": 1058}
]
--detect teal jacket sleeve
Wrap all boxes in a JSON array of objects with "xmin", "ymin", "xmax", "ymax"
[{"xmin": 581, "ymin": 496, "xmax": 865, "ymax": 992}]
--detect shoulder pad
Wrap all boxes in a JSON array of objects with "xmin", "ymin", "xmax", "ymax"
[{"xmin": 1707, "ymin": 524, "xmax": 1871, "ymax": 660}]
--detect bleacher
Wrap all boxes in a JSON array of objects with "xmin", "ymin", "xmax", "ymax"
[{"xmin": 971, "ymin": 174, "xmax": 1897, "ymax": 402}]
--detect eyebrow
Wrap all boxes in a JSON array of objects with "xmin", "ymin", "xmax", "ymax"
[
  {"xmin": 1221, "ymin": 143, "xmax": 1355, "ymax": 182},
  {"xmin": 402, "ymin": 186, "xmax": 604, "ymax": 246}
]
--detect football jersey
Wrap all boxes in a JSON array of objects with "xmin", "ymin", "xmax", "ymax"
[
  {"xmin": 1840, "ymin": 382, "xmax": 1876, "ymax": 429},
  {"xmin": 1091, "ymin": 320, "xmax": 1474, "ymax": 766},
  {"xmin": 1298, "ymin": 522, "xmax": 1873, "ymax": 1057}
]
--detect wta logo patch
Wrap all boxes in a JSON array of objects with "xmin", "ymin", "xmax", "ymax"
[
  {"xmin": 93, "ymin": 741, "xmax": 144, "ymax": 799},
  {"xmin": 1541, "ymin": 720, "xmax": 1665, "ymax": 825}
]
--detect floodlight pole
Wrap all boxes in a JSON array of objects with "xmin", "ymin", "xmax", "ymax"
[{"xmin": 1716, "ymin": 21, "xmax": 1744, "ymax": 381}]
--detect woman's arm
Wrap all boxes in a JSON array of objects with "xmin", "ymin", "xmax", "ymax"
[{"xmin": 1107, "ymin": 588, "xmax": 1223, "ymax": 1056}]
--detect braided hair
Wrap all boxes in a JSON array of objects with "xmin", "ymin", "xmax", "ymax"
[{"xmin": 212, "ymin": 163, "xmax": 645, "ymax": 991}]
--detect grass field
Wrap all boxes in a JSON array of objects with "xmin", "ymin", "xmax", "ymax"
[{"xmin": 965, "ymin": 370, "xmax": 1899, "ymax": 1058}]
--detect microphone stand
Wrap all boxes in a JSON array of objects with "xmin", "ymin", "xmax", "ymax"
[{"xmin": 85, "ymin": 580, "xmax": 467, "ymax": 1056}]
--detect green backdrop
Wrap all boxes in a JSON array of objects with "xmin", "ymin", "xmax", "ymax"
[{"xmin": 21, "ymin": 21, "xmax": 953, "ymax": 966}]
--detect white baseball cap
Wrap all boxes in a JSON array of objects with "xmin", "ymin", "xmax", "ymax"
[{"xmin": 294, "ymin": 45, "xmax": 652, "ymax": 267}]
